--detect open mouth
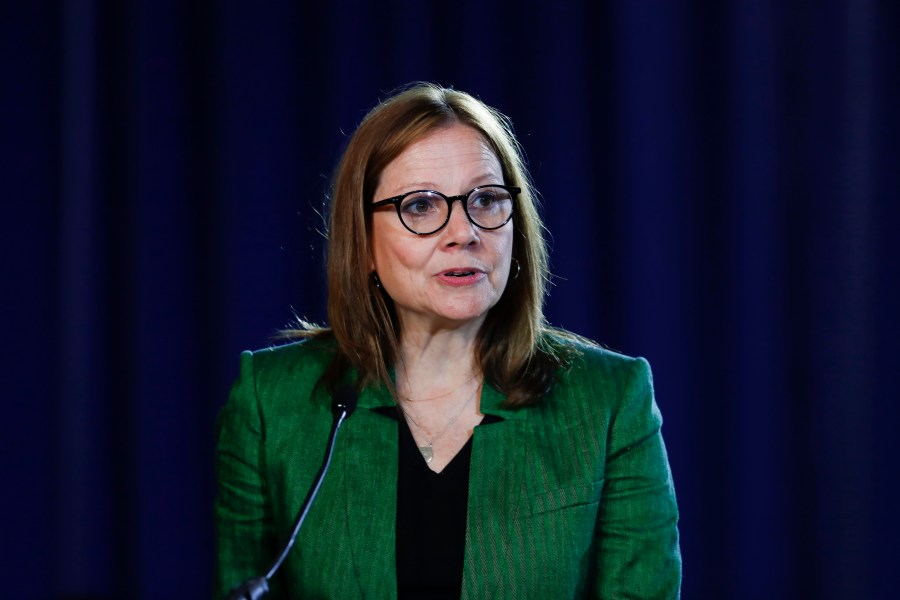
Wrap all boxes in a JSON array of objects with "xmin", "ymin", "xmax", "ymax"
[{"xmin": 445, "ymin": 270, "xmax": 476, "ymax": 277}]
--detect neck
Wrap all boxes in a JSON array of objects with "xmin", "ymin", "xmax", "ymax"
[
  {"xmin": 395, "ymin": 311, "xmax": 485, "ymax": 355},
  {"xmin": 392, "ymin": 322, "xmax": 487, "ymax": 472},
  {"xmin": 395, "ymin": 327, "xmax": 481, "ymax": 402}
]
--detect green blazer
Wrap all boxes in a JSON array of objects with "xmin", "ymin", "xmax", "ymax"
[{"xmin": 215, "ymin": 336, "xmax": 681, "ymax": 599}]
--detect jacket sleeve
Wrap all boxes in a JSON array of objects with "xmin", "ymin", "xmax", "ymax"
[
  {"xmin": 592, "ymin": 356, "xmax": 682, "ymax": 599},
  {"xmin": 214, "ymin": 350, "xmax": 276, "ymax": 599}
]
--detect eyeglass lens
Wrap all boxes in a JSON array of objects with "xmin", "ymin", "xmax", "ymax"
[{"xmin": 398, "ymin": 186, "xmax": 514, "ymax": 234}]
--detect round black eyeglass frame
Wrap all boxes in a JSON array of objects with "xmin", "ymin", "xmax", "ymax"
[{"xmin": 368, "ymin": 185, "xmax": 520, "ymax": 235}]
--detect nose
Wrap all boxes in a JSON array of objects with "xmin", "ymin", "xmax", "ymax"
[{"xmin": 443, "ymin": 198, "xmax": 479, "ymax": 246}]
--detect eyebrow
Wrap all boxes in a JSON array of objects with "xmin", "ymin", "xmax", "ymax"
[{"xmin": 393, "ymin": 175, "xmax": 503, "ymax": 194}]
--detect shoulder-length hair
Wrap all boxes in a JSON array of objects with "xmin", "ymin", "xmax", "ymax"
[{"xmin": 301, "ymin": 82, "xmax": 565, "ymax": 407}]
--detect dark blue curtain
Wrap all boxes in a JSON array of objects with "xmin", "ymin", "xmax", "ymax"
[{"xmin": 4, "ymin": 1, "xmax": 898, "ymax": 598}]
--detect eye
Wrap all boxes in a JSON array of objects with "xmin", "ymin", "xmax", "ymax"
[
  {"xmin": 399, "ymin": 192, "xmax": 440, "ymax": 216},
  {"xmin": 470, "ymin": 191, "xmax": 495, "ymax": 208},
  {"xmin": 469, "ymin": 187, "xmax": 510, "ymax": 210}
]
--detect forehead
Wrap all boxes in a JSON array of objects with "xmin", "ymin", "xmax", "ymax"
[{"xmin": 383, "ymin": 125, "xmax": 502, "ymax": 183}]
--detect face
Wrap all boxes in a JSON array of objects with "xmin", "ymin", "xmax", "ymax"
[{"xmin": 369, "ymin": 124, "xmax": 514, "ymax": 333}]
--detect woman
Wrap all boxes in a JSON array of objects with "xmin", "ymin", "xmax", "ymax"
[{"xmin": 215, "ymin": 83, "xmax": 681, "ymax": 598}]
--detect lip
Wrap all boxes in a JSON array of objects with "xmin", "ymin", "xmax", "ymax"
[{"xmin": 436, "ymin": 267, "xmax": 486, "ymax": 286}]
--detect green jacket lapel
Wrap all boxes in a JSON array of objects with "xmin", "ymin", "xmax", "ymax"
[
  {"xmin": 342, "ymin": 384, "xmax": 399, "ymax": 598},
  {"xmin": 463, "ymin": 383, "xmax": 529, "ymax": 598}
]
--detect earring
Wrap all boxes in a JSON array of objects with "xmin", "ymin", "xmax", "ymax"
[
  {"xmin": 370, "ymin": 271, "xmax": 382, "ymax": 288},
  {"xmin": 511, "ymin": 258, "xmax": 521, "ymax": 280}
]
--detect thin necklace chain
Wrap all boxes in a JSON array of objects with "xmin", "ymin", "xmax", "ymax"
[
  {"xmin": 397, "ymin": 371, "xmax": 477, "ymax": 403},
  {"xmin": 397, "ymin": 378, "xmax": 479, "ymax": 462}
]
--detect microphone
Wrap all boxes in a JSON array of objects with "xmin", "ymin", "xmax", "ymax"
[
  {"xmin": 331, "ymin": 385, "xmax": 359, "ymax": 420},
  {"xmin": 226, "ymin": 385, "xmax": 359, "ymax": 600}
]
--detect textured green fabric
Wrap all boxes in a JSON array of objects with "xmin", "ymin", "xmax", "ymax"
[{"xmin": 214, "ymin": 336, "xmax": 681, "ymax": 599}]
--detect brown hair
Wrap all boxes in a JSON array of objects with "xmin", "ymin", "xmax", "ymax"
[{"xmin": 297, "ymin": 82, "xmax": 568, "ymax": 407}]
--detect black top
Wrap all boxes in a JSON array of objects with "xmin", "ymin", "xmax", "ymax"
[
  {"xmin": 395, "ymin": 410, "xmax": 471, "ymax": 599},
  {"xmin": 370, "ymin": 406, "xmax": 499, "ymax": 599}
]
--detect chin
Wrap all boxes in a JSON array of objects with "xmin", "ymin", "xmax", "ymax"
[{"xmin": 435, "ymin": 302, "xmax": 495, "ymax": 325}]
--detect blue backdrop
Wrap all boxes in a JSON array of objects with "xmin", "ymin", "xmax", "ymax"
[{"xmin": 4, "ymin": 1, "xmax": 898, "ymax": 598}]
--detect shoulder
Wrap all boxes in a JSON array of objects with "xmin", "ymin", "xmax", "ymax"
[
  {"xmin": 539, "ymin": 329, "xmax": 655, "ymax": 415},
  {"xmin": 543, "ymin": 329, "xmax": 650, "ymax": 383},
  {"xmin": 243, "ymin": 335, "xmax": 337, "ymax": 379},
  {"xmin": 228, "ymin": 335, "xmax": 339, "ymax": 416}
]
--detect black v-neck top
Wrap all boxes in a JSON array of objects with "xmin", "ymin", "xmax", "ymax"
[
  {"xmin": 396, "ymin": 413, "xmax": 472, "ymax": 599},
  {"xmin": 371, "ymin": 407, "xmax": 500, "ymax": 598}
]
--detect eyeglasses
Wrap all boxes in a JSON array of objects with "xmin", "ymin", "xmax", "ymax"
[{"xmin": 369, "ymin": 185, "xmax": 519, "ymax": 235}]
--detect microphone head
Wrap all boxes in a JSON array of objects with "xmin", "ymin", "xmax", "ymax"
[{"xmin": 332, "ymin": 385, "xmax": 359, "ymax": 418}]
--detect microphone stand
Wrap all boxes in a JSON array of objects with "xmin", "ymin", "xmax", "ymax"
[{"xmin": 225, "ymin": 387, "xmax": 358, "ymax": 600}]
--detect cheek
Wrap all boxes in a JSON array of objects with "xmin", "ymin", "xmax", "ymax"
[
  {"xmin": 490, "ymin": 231, "xmax": 515, "ymax": 286},
  {"xmin": 371, "ymin": 232, "xmax": 429, "ymax": 282},
  {"xmin": 496, "ymin": 229, "xmax": 515, "ymax": 263},
  {"xmin": 370, "ymin": 219, "xmax": 404, "ymax": 271}
]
